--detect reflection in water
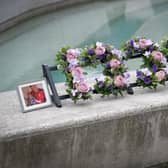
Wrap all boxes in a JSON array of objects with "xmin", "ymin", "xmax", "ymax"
[{"xmin": 0, "ymin": 0, "xmax": 168, "ymax": 91}]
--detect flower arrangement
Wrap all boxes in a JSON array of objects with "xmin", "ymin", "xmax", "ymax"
[
  {"xmin": 56, "ymin": 47, "xmax": 92, "ymax": 103},
  {"xmin": 121, "ymin": 37, "xmax": 160, "ymax": 58},
  {"xmin": 56, "ymin": 43, "xmax": 129, "ymax": 101},
  {"xmin": 55, "ymin": 37, "xmax": 168, "ymax": 103},
  {"xmin": 93, "ymin": 47, "xmax": 130, "ymax": 96},
  {"xmin": 81, "ymin": 42, "xmax": 114, "ymax": 67},
  {"xmin": 94, "ymin": 72, "xmax": 130, "ymax": 96},
  {"xmin": 136, "ymin": 50, "xmax": 168, "ymax": 89},
  {"xmin": 161, "ymin": 37, "xmax": 168, "ymax": 59}
]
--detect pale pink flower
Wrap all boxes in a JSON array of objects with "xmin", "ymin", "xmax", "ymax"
[
  {"xmin": 71, "ymin": 67, "xmax": 83, "ymax": 77},
  {"xmin": 114, "ymin": 75, "xmax": 126, "ymax": 87},
  {"xmin": 75, "ymin": 82, "xmax": 89, "ymax": 93},
  {"xmin": 155, "ymin": 70, "xmax": 166, "ymax": 81},
  {"xmin": 110, "ymin": 59, "xmax": 121, "ymax": 69},
  {"xmin": 95, "ymin": 42, "xmax": 106, "ymax": 56},
  {"xmin": 66, "ymin": 49, "xmax": 79, "ymax": 64},
  {"xmin": 151, "ymin": 51, "xmax": 163, "ymax": 61},
  {"xmin": 139, "ymin": 39, "xmax": 153, "ymax": 49}
]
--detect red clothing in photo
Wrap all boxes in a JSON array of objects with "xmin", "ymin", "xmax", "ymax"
[{"xmin": 32, "ymin": 89, "xmax": 46, "ymax": 104}]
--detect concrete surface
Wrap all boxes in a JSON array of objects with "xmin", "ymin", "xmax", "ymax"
[{"xmin": 1, "ymin": 81, "xmax": 168, "ymax": 168}]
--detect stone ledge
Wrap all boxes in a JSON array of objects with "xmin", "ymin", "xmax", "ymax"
[
  {"xmin": 1, "ymin": 80, "xmax": 168, "ymax": 142},
  {"xmin": 0, "ymin": 0, "xmax": 94, "ymax": 32}
]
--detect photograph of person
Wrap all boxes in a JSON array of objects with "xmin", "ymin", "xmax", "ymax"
[
  {"xmin": 22, "ymin": 84, "xmax": 46, "ymax": 106},
  {"xmin": 17, "ymin": 80, "xmax": 51, "ymax": 112}
]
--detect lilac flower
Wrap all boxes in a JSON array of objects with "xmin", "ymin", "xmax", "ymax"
[
  {"xmin": 149, "ymin": 45, "xmax": 154, "ymax": 52},
  {"xmin": 98, "ymin": 81, "xmax": 104, "ymax": 88},
  {"xmin": 143, "ymin": 77, "xmax": 152, "ymax": 84},
  {"xmin": 89, "ymin": 86, "xmax": 93, "ymax": 91},
  {"xmin": 136, "ymin": 70, "xmax": 143, "ymax": 79},
  {"xmin": 161, "ymin": 56, "xmax": 167, "ymax": 65},
  {"xmin": 152, "ymin": 64, "xmax": 158, "ymax": 73},
  {"xmin": 111, "ymin": 48, "xmax": 123, "ymax": 59},
  {"xmin": 98, "ymin": 54, "xmax": 105, "ymax": 61},
  {"xmin": 130, "ymin": 40, "xmax": 134, "ymax": 48},
  {"xmin": 124, "ymin": 72, "xmax": 130, "ymax": 79},
  {"xmin": 106, "ymin": 62, "xmax": 111, "ymax": 69},
  {"xmin": 134, "ymin": 47, "xmax": 139, "ymax": 52},
  {"xmin": 68, "ymin": 64, "xmax": 78, "ymax": 71},
  {"xmin": 107, "ymin": 85, "xmax": 113, "ymax": 91},
  {"xmin": 88, "ymin": 49, "xmax": 95, "ymax": 55},
  {"xmin": 68, "ymin": 58, "xmax": 79, "ymax": 66},
  {"xmin": 61, "ymin": 54, "xmax": 66, "ymax": 60}
]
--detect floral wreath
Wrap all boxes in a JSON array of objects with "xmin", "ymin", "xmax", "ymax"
[
  {"xmin": 56, "ymin": 42, "xmax": 130, "ymax": 102},
  {"xmin": 120, "ymin": 36, "xmax": 168, "ymax": 89},
  {"xmin": 136, "ymin": 50, "xmax": 168, "ymax": 89},
  {"xmin": 121, "ymin": 37, "xmax": 160, "ymax": 59}
]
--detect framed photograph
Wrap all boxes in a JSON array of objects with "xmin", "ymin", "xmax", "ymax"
[{"xmin": 17, "ymin": 80, "xmax": 52, "ymax": 112}]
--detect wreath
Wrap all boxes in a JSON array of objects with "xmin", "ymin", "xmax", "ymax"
[
  {"xmin": 121, "ymin": 37, "xmax": 159, "ymax": 58},
  {"xmin": 56, "ymin": 47, "xmax": 92, "ymax": 103},
  {"xmin": 56, "ymin": 42, "xmax": 130, "ymax": 102},
  {"xmin": 121, "ymin": 36, "xmax": 168, "ymax": 89},
  {"xmin": 136, "ymin": 50, "xmax": 168, "ymax": 89},
  {"xmin": 55, "ymin": 37, "xmax": 168, "ymax": 102}
]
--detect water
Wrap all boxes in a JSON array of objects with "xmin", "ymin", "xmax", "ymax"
[{"xmin": 0, "ymin": 0, "xmax": 168, "ymax": 92}]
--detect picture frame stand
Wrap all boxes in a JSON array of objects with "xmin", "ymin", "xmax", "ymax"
[{"xmin": 42, "ymin": 64, "xmax": 70, "ymax": 107}]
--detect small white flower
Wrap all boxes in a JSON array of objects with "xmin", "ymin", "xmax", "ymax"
[
  {"xmin": 154, "ymin": 43, "xmax": 160, "ymax": 48},
  {"xmin": 163, "ymin": 65, "xmax": 168, "ymax": 74},
  {"xmin": 133, "ymin": 42, "xmax": 139, "ymax": 48},
  {"xmin": 111, "ymin": 48, "xmax": 123, "ymax": 59},
  {"xmin": 96, "ymin": 41, "xmax": 103, "ymax": 47},
  {"xmin": 141, "ymin": 68, "xmax": 152, "ymax": 76},
  {"xmin": 68, "ymin": 59, "xmax": 79, "ymax": 66},
  {"xmin": 124, "ymin": 72, "xmax": 130, "ymax": 79},
  {"xmin": 71, "ymin": 89, "xmax": 77, "ymax": 96},
  {"xmin": 98, "ymin": 75, "xmax": 106, "ymax": 82},
  {"xmin": 144, "ymin": 51, "xmax": 151, "ymax": 57}
]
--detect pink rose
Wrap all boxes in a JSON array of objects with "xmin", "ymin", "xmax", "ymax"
[
  {"xmin": 66, "ymin": 49, "xmax": 79, "ymax": 64},
  {"xmin": 110, "ymin": 59, "xmax": 121, "ymax": 69},
  {"xmin": 155, "ymin": 70, "xmax": 166, "ymax": 81},
  {"xmin": 95, "ymin": 43, "xmax": 106, "ymax": 56},
  {"xmin": 114, "ymin": 75, "xmax": 126, "ymax": 87},
  {"xmin": 71, "ymin": 67, "xmax": 83, "ymax": 77},
  {"xmin": 139, "ymin": 39, "xmax": 153, "ymax": 49},
  {"xmin": 151, "ymin": 51, "xmax": 163, "ymax": 61},
  {"xmin": 75, "ymin": 82, "xmax": 89, "ymax": 93},
  {"xmin": 71, "ymin": 67, "xmax": 85, "ymax": 83}
]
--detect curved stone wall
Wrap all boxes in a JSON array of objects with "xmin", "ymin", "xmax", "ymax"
[{"xmin": 0, "ymin": 0, "xmax": 93, "ymax": 32}]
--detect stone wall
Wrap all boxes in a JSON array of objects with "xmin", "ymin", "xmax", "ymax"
[
  {"xmin": 0, "ymin": 0, "xmax": 94, "ymax": 32},
  {"xmin": 1, "ymin": 109, "xmax": 168, "ymax": 168},
  {"xmin": 1, "ymin": 84, "xmax": 168, "ymax": 168}
]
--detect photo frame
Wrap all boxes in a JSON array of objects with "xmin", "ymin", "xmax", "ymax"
[{"xmin": 17, "ymin": 80, "xmax": 52, "ymax": 112}]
